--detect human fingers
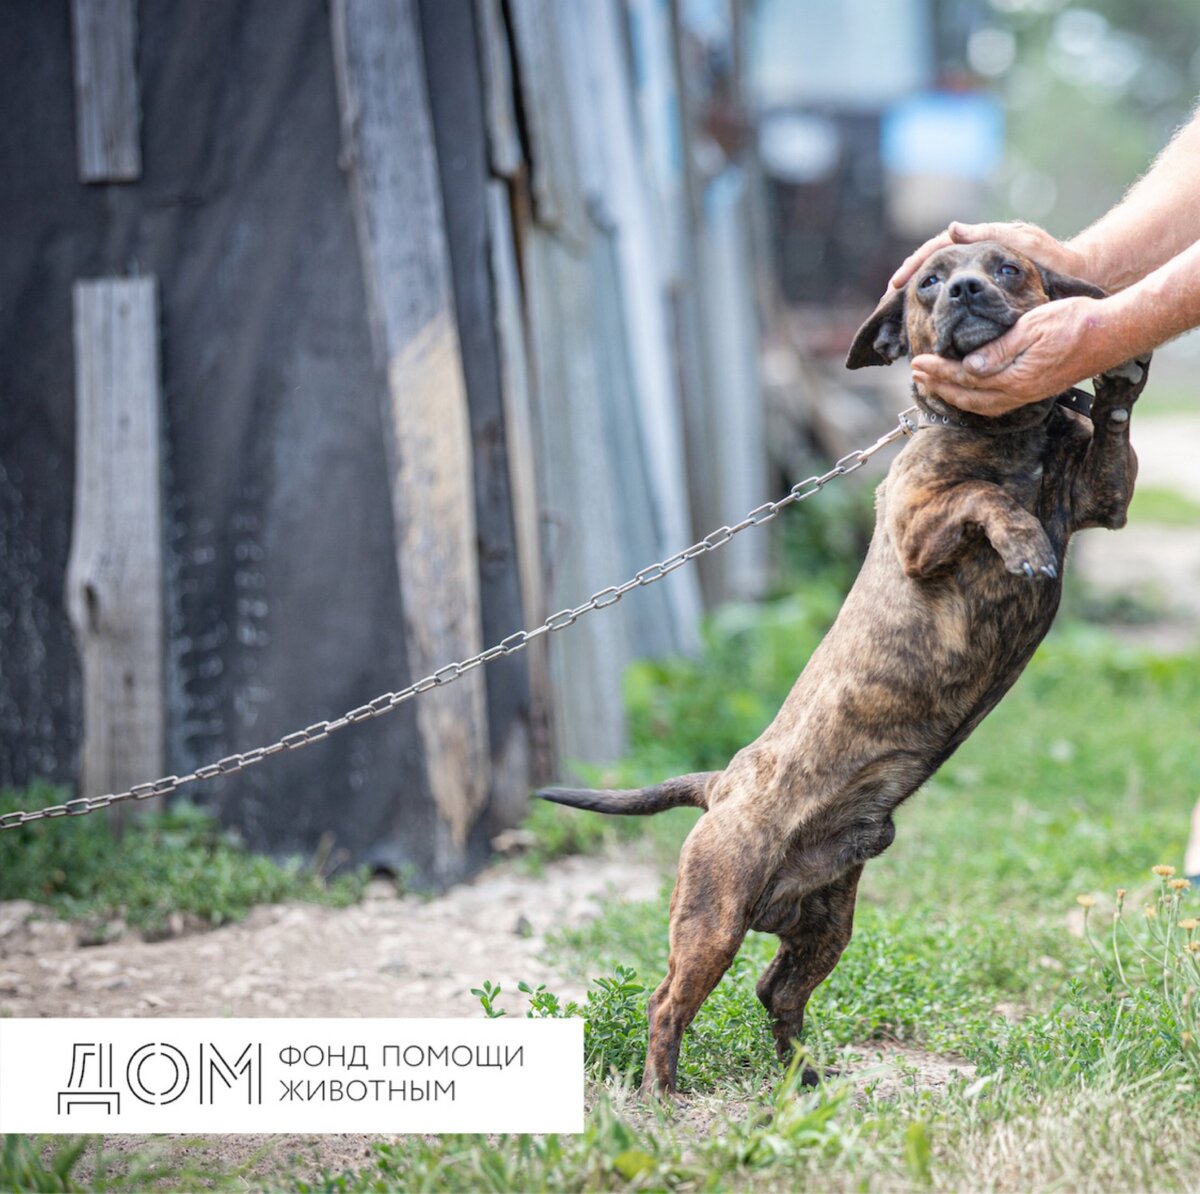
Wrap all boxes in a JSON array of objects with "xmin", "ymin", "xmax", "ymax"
[
  {"xmin": 889, "ymin": 230, "xmax": 955, "ymax": 289},
  {"xmin": 948, "ymin": 221, "xmax": 1085, "ymax": 278},
  {"xmin": 960, "ymin": 325, "xmax": 1025, "ymax": 377},
  {"xmin": 909, "ymin": 356, "xmax": 1031, "ymax": 416}
]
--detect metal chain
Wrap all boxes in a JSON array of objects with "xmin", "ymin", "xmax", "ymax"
[{"xmin": 0, "ymin": 408, "xmax": 917, "ymax": 832}]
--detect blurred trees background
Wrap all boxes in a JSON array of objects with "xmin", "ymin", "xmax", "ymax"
[{"xmin": 961, "ymin": 0, "xmax": 1200, "ymax": 235}]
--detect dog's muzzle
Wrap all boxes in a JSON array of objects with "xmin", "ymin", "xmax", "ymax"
[{"xmin": 933, "ymin": 278, "xmax": 1018, "ymax": 358}]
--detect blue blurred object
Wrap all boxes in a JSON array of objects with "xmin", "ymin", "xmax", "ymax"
[{"xmin": 882, "ymin": 91, "xmax": 1004, "ymax": 180}]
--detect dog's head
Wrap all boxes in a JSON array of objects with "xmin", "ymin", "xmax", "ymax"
[{"xmin": 846, "ymin": 242, "xmax": 1105, "ymax": 371}]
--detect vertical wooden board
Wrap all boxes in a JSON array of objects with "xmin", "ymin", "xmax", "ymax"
[
  {"xmin": 418, "ymin": 0, "xmax": 533, "ymax": 834},
  {"xmin": 66, "ymin": 278, "xmax": 163, "ymax": 804},
  {"xmin": 523, "ymin": 229, "xmax": 630, "ymax": 768},
  {"xmin": 626, "ymin": 0, "xmax": 688, "ymax": 285},
  {"xmin": 696, "ymin": 171, "xmax": 769, "ymax": 601},
  {"xmin": 487, "ymin": 182, "xmax": 554, "ymax": 781},
  {"xmin": 487, "ymin": 184, "xmax": 541, "ymax": 634},
  {"xmin": 330, "ymin": 0, "xmax": 489, "ymax": 856},
  {"xmin": 504, "ymin": 0, "xmax": 588, "ymax": 244},
  {"xmin": 564, "ymin": 0, "xmax": 701, "ymax": 652},
  {"xmin": 70, "ymin": 0, "xmax": 141, "ymax": 181},
  {"xmin": 474, "ymin": 0, "xmax": 523, "ymax": 178},
  {"xmin": 588, "ymin": 229, "xmax": 678, "ymax": 660}
]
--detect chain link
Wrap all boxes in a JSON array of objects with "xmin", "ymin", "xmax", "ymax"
[{"xmin": 0, "ymin": 409, "xmax": 916, "ymax": 832}]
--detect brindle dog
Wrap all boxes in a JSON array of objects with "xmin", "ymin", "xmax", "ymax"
[{"xmin": 541, "ymin": 242, "xmax": 1150, "ymax": 1095}]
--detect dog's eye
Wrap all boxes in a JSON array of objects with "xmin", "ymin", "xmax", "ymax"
[
  {"xmin": 997, "ymin": 263, "xmax": 1021, "ymax": 279},
  {"xmin": 919, "ymin": 273, "xmax": 941, "ymax": 289}
]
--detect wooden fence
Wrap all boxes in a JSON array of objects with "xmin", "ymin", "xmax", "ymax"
[{"xmin": 0, "ymin": 0, "xmax": 767, "ymax": 885}]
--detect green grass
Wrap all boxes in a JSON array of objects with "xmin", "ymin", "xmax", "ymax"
[
  {"xmin": 335, "ymin": 595, "xmax": 1200, "ymax": 1191},
  {"xmin": 0, "ymin": 790, "xmax": 367, "ymax": 937},
  {"xmin": 8, "ymin": 568, "xmax": 1200, "ymax": 1189},
  {"xmin": 1128, "ymin": 483, "xmax": 1200, "ymax": 527},
  {"xmin": 1132, "ymin": 379, "xmax": 1200, "ymax": 417}
]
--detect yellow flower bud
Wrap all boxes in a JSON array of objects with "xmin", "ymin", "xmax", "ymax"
[
  {"xmin": 1171, "ymin": 878, "xmax": 1192, "ymax": 891},
  {"xmin": 1076, "ymin": 894, "xmax": 1097, "ymax": 909},
  {"xmin": 1180, "ymin": 919, "xmax": 1200, "ymax": 931},
  {"xmin": 1153, "ymin": 865, "xmax": 1178, "ymax": 878}
]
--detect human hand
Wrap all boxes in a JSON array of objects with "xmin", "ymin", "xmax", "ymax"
[
  {"xmin": 910, "ymin": 295, "xmax": 1112, "ymax": 416},
  {"xmin": 889, "ymin": 221, "xmax": 1088, "ymax": 291}
]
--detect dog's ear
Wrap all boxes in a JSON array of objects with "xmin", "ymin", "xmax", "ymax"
[
  {"xmin": 1037, "ymin": 265, "xmax": 1106, "ymax": 303},
  {"xmin": 846, "ymin": 287, "xmax": 908, "ymax": 369}
]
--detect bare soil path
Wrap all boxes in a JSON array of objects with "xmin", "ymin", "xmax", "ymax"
[{"xmin": 5, "ymin": 855, "xmax": 662, "ymax": 1184}]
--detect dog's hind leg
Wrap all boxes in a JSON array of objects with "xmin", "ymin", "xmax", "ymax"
[
  {"xmin": 641, "ymin": 813, "xmax": 769, "ymax": 1096},
  {"xmin": 756, "ymin": 864, "xmax": 864, "ymax": 1076}
]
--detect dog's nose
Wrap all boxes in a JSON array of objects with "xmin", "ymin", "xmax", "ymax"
[{"xmin": 947, "ymin": 274, "xmax": 987, "ymax": 302}]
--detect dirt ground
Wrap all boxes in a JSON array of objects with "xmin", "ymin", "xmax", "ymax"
[
  {"xmin": 5, "ymin": 855, "xmax": 660, "ymax": 1182},
  {"xmin": 3, "ymin": 851, "xmax": 976, "ymax": 1186},
  {"xmin": 7, "ymin": 396, "xmax": 1199, "ymax": 1188}
]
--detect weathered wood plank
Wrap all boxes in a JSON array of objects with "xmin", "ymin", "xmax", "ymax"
[
  {"xmin": 561, "ymin": 0, "xmax": 702, "ymax": 650},
  {"xmin": 694, "ymin": 170, "xmax": 769, "ymax": 601},
  {"xmin": 474, "ymin": 0, "xmax": 523, "ymax": 178},
  {"xmin": 70, "ymin": 0, "xmax": 141, "ymax": 182},
  {"xmin": 330, "ymin": 0, "xmax": 489, "ymax": 862},
  {"xmin": 486, "ymin": 182, "xmax": 555, "ymax": 780},
  {"xmin": 66, "ymin": 278, "xmax": 163, "ymax": 813},
  {"xmin": 487, "ymin": 185, "xmax": 541, "ymax": 643},
  {"xmin": 523, "ymin": 228, "xmax": 630, "ymax": 767},
  {"xmin": 418, "ymin": 0, "xmax": 534, "ymax": 830},
  {"xmin": 505, "ymin": 0, "xmax": 589, "ymax": 245}
]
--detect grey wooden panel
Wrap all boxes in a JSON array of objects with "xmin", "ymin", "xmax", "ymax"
[
  {"xmin": 70, "ymin": 0, "xmax": 141, "ymax": 181},
  {"xmin": 66, "ymin": 278, "xmax": 163, "ymax": 811},
  {"xmin": 474, "ymin": 0, "xmax": 523, "ymax": 178},
  {"xmin": 589, "ymin": 228, "xmax": 679, "ymax": 661},
  {"xmin": 487, "ymin": 182, "xmax": 555, "ymax": 782},
  {"xmin": 487, "ymin": 184, "xmax": 541, "ymax": 637},
  {"xmin": 418, "ymin": 0, "xmax": 535, "ymax": 829},
  {"xmin": 505, "ymin": 0, "xmax": 588, "ymax": 245},
  {"xmin": 523, "ymin": 228, "xmax": 630, "ymax": 768},
  {"xmin": 695, "ymin": 170, "xmax": 770, "ymax": 602},
  {"xmin": 330, "ymin": 0, "xmax": 489, "ymax": 862},
  {"xmin": 562, "ymin": 0, "xmax": 702, "ymax": 651}
]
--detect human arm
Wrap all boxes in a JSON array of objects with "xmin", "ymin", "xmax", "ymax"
[
  {"xmin": 1068, "ymin": 106, "xmax": 1200, "ymax": 291},
  {"xmin": 889, "ymin": 105, "xmax": 1200, "ymax": 293},
  {"xmin": 910, "ymin": 237, "xmax": 1200, "ymax": 414}
]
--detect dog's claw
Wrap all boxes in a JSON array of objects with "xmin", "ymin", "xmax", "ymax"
[
  {"xmin": 1021, "ymin": 562, "xmax": 1035, "ymax": 578},
  {"xmin": 1040, "ymin": 563, "xmax": 1057, "ymax": 580}
]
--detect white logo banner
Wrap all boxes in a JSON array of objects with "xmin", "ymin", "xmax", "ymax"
[{"xmin": 0, "ymin": 1018, "xmax": 584, "ymax": 1134}]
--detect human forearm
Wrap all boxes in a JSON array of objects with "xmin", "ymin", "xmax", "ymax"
[
  {"xmin": 1069, "ymin": 107, "xmax": 1200, "ymax": 291},
  {"xmin": 1097, "ymin": 236, "xmax": 1200, "ymax": 356}
]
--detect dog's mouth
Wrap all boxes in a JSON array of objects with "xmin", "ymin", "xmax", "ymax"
[{"xmin": 934, "ymin": 310, "xmax": 1017, "ymax": 360}]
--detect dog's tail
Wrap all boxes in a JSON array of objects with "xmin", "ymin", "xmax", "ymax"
[{"xmin": 537, "ymin": 772, "xmax": 717, "ymax": 816}]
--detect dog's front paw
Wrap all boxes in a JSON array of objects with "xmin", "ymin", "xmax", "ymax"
[{"xmin": 995, "ymin": 527, "xmax": 1058, "ymax": 581}]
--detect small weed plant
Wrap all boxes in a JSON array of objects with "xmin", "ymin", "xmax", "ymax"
[
  {"xmin": 0, "ymin": 787, "xmax": 366, "ymax": 935},
  {"xmin": 1079, "ymin": 864, "xmax": 1200, "ymax": 1064}
]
